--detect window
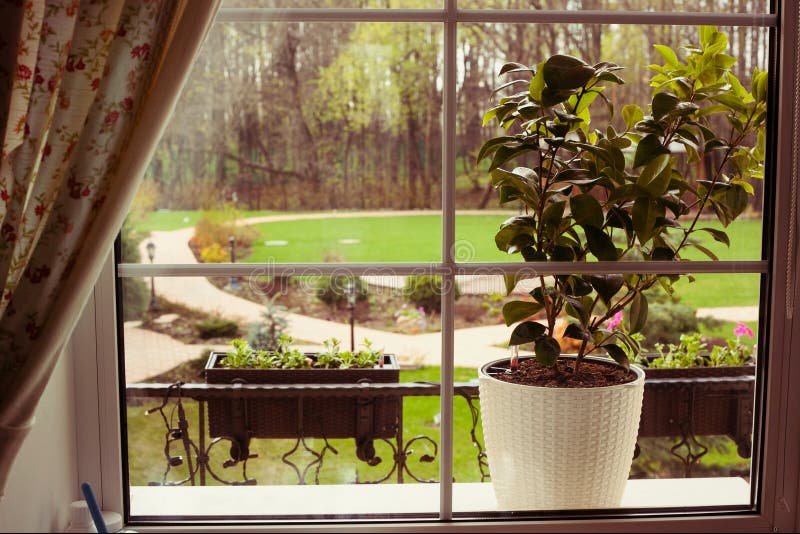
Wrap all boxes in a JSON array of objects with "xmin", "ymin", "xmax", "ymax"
[{"xmin": 110, "ymin": 1, "xmax": 799, "ymax": 529}]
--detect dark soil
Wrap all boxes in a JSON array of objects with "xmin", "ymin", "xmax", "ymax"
[{"xmin": 494, "ymin": 357, "xmax": 638, "ymax": 388}]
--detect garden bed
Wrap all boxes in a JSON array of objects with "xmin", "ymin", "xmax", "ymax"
[{"xmin": 202, "ymin": 274, "xmax": 511, "ymax": 333}]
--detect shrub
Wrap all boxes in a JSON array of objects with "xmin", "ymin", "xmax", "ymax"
[
  {"xmin": 247, "ymin": 297, "xmax": 290, "ymax": 351},
  {"xmin": 200, "ymin": 243, "xmax": 228, "ymax": 263},
  {"xmin": 195, "ymin": 316, "xmax": 239, "ymax": 339},
  {"xmin": 636, "ymin": 300, "xmax": 699, "ymax": 348},
  {"xmin": 120, "ymin": 220, "xmax": 149, "ymax": 321},
  {"xmin": 315, "ymin": 276, "xmax": 369, "ymax": 308},
  {"xmin": 404, "ymin": 275, "xmax": 460, "ymax": 313},
  {"xmin": 191, "ymin": 205, "xmax": 258, "ymax": 258}
]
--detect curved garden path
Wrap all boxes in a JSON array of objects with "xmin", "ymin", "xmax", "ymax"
[{"xmin": 124, "ymin": 210, "xmax": 758, "ymax": 381}]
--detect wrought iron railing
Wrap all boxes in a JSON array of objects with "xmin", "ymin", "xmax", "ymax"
[
  {"xmin": 126, "ymin": 374, "xmax": 754, "ymax": 486},
  {"xmin": 126, "ymin": 381, "xmax": 487, "ymax": 487}
]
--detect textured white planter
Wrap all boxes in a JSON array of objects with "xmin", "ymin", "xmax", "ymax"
[{"xmin": 479, "ymin": 356, "xmax": 645, "ymax": 510}]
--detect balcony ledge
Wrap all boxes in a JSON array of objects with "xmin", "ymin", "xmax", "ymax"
[{"xmin": 130, "ymin": 477, "xmax": 750, "ymax": 519}]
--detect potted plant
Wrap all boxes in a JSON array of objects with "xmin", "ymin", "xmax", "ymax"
[
  {"xmin": 633, "ymin": 325, "xmax": 756, "ymax": 459},
  {"xmin": 205, "ymin": 335, "xmax": 400, "ymax": 462},
  {"xmin": 477, "ymin": 26, "xmax": 766, "ymax": 510}
]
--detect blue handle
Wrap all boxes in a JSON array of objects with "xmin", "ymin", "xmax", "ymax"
[{"xmin": 80, "ymin": 482, "xmax": 109, "ymax": 533}]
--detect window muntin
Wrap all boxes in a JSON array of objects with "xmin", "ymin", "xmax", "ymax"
[
  {"xmin": 117, "ymin": 0, "xmax": 778, "ymax": 524},
  {"xmin": 459, "ymin": 0, "xmax": 772, "ymax": 12}
]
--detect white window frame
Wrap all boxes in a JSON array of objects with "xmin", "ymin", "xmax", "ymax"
[{"xmin": 86, "ymin": 1, "xmax": 800, "ymax": 530}]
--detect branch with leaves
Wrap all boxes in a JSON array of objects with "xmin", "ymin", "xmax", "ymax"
[{"xmin": 478, "ymin": 26, "xmax": 767, "ymax": 377}]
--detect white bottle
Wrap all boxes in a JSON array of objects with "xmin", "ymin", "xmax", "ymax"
[
  {"xmin": 65, "ymin": 501, "xmax": 93, "ymax": 533},
  {"xmin": 65, "ymin": 500, "xmax": 124, "ymax": 533}
]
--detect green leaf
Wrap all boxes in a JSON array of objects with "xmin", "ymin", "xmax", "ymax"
[
  {"xmin": 541, "ymin": 87, "xmax": 576, "ymax": 107},
  {"xmin": 622, "ymin": 104, "xmax": 644, "ymax": 130},
  {"xmin": 504, "ymin": 274, "xmax": 519, "ymax": 295},
  {"xmin": 653, "ymin": 44, "xmax": 680, "ymax": 67},
  {"xmin": 725, "ymin": 185, "xmax": 750, "ymax": 221},
  {"xmin": 710, "ymin": 93, "xmax": 747, "ymax": 114},
  {"xmin": 651, "ymin": 247, "xmax": 675, "ymax": 261},
  {"xmin": 495, "ymin": 219, "xmax": 536, "ymax": 253},
  {"xmin": 563, "ymin": 322, "xmax": 589, "ymax": 341},
  {"xmin": 691, "ymin": 242, "xmax": 719, "ymax": 260},
  {"xmin": 499, "ymin": 62, "xmax": 532, "ymax": 75},
  {"xmin": 510, "ymin": 321, "xmax": 546, "ymax": 346},
  {"xmin": 560, "ymin": 275, "xmax": 593, "ymax": 297},
  {"xmin": 588, "ymin": 275, "xmax": 624, "ymax": 305},
  {"xmin": 632, "ymin": 197, "xmax": 665, "ymax": 244},
  {"xmin": 541, "ymin": 200, "xmax": 567, "ymax": 230},
  {"xmin": 606, "ymin": 207, "xmax": 634, "ymax": 238},
  {"xmin": 543, "ymin": 55, "xmax": 595, "ymax": 90},
  {"xmin": 477, "ymin": 136, "xmax": 518, "ymax": 164},
  {"xmin": 637, "ymin": 153, "xmax": 671, "ymax": 188},
  {"xmin": 564, "ymin": 295, "xmax": 589, "ymax": 325},
  {"xmin": 583, "ymin": 226, "xmax": 618, "ymax": 261},
  {"xmin": 502, "ymin": 301, "xmax": 545, "ymax": 326},
  {"xmin": 603, "ymin": 344, "xmax": 630, "ymax": 370},
  {"xmin": 529, "ymin": 61, "xmax": 546, "ymax": 101},
  {"xmin": 695, "ymin": 227, "xmax": 730, "ymax": 247},
  {"xmin": 633, "ymin": 134, "xmax": 670, "ymax": 168},
  {"xmin": 489, "ymin": 144, "xmax": 536, "ymax": 171},
  {"xmin": 652, "ymin": 92, "xmax": 680, "ymax": 121},
  {"xmin": 534, "ymin": 336, "xmax": 561, "ymax": 367},
  {"xmin": 570, "ymin": 194, "xmax": 604, "ymax": 228},
  {"xmin": 629, "ymin": 292, "xmax": 648, "ymax": 334}
]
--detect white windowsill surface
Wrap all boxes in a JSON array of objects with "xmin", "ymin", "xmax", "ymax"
[{"xmin": 130, "ymin": 478, "xmax": 751, "ymax": 518}]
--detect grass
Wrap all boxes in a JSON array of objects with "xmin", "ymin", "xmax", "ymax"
[
  {"xmin": 131, "ymin": 209, "xmax": 764, "ymax": 308},
  {"xmin": 244, "ymin": 214, "xmax": 763, "ymax": 308}
]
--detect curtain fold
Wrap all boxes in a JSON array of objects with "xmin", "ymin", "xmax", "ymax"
[{"xmin": 0, "ymin": 0, "xmax": 221, "ymax": 497}]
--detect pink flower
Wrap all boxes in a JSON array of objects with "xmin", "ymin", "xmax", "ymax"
[
  {"xmin": 121, "ymin": 97, "xmax": 133, "ymax": 112},
  {"xmin": 91, "ymin": 77, "xmax": 100, "ymax": 90},
  {"xmin": 734, "ymin": 322, "xmax": 754, "ymax": 339},
  {"xmin": 607, "ymin": 311, "xmax": 624, "ymax": 330}
]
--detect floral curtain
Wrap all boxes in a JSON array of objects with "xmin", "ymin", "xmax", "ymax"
[{"xmin": 0, "ymin": 0, "xmax": 220, "ymax": 496}]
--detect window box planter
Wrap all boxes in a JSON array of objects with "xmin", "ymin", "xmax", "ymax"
[
  {"xmin": 638, "ymin": 362, "xmax": 756, "ymax": 458},
  {"xmin": 204, "ymin": 351, "xmax": 401, "ymax": 460}
]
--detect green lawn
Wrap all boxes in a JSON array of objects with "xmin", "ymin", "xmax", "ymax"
[
  {"xmin": 131, "ymin": 209, "xmax": 764, "ymax": 308},
  {"xmin": 244, "ymin": 214, "xmax": 762, "ymax": 308}
]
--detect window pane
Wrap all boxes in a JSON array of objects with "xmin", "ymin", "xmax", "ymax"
[
  {"xmin": 125, "ymin": 20, "xmax": 443, "ymax": 263},
  {"xmin": 452, "ymin": 273, "xmax": 760, "ymax": 513},
  {"xmin": 460, "ymin": 0, "xmax": 771, "ymax": 12},
  {"xmin": 123, "ymin": 275, "xmax": 448, "ymax": 518},
  {"xmin": 456, "ymin": 23, "xmax": 769, "ymax": 262}
]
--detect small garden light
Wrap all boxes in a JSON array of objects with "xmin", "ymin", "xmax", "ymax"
[
  {"xmin": 225, "ymin": 235, "xmax": 241, "ymax": 291},
  {"xmin": 146, "ymin": 241, "xmax": 159, "ymax": 311},
  {"xmin": 346, "ymin": 280, "xmax": 356, "ymax": 351}
]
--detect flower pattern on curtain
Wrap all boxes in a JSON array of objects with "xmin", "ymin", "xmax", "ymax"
[{"xmin": 0, "ymin": 0, "xmax": 177, "ymax": 375}]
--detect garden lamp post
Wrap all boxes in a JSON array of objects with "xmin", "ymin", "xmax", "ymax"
[
  {"xmin": 146, "ymin": 241, "xmax": 159, "ymax": 311},
  {"xmin": 225, "ymin": 235, "xmax": 241, "ymax": 291},
  {"xmin": 346, "ymin": 280, "xmax": 356, "ymax": 351}
]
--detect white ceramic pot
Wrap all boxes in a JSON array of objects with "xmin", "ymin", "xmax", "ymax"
[{"xmin": 478, "ymin": 356, "xmax": 645, "ymax": 510}]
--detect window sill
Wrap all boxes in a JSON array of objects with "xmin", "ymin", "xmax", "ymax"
[{"xmin": 129, "ymin": 477, "xmax": 750, "ymax": 519}]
